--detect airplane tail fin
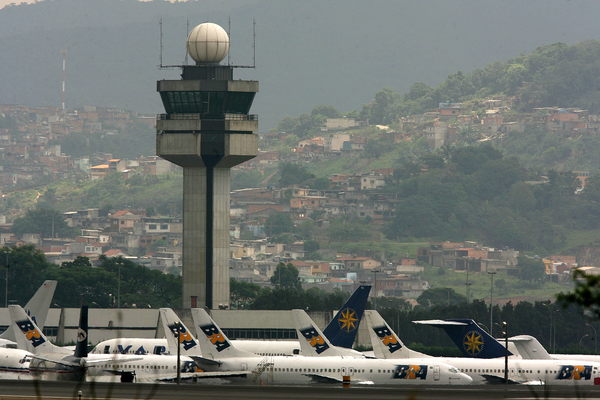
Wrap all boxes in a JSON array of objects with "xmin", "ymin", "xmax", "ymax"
[
  {"xmin": 322, "ymin": 285, "xmax": 370, "ymax": 349},
  {"xmin": 292, "ymin": 309, "xmax": 344, "ymax": 357},
  {"xmin": 74, "ymin": 306, "xmax": 88, "ymax": 358},
  {"xmin": 508, "ymin": 335, "xmax": 552, "ymax": 360},
  {"xmin": 159, "ymin": 308, "xmax": 201, "ymax": 356},
  {"xmin": 9, "ymin": 305, "xmax": 66, "ymax": 355},
  {"xmin": 0, "ymin": 280, "xmax": 57, "ymax": 342},
  {"xmin": 364, "ymin": 310, "xmax": 427, "ymax": 359},
  {"xmin": 190, "ymin": 308, "xmax": 255, "ymax": 359},
  {"xmin": 413, "ymin": 319, "xmax": 512, "ymax": 358}
]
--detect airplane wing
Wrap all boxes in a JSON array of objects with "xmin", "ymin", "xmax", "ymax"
[
  {"xmin": 29, "ymin": 354, "xmax": 79, "ymax": 368},
  {"xmin": 189, "ymin": 355, "xmax": 223, "ymax": 367},
  {"xmin": 412, "ymin": 320, "xmax": 468, "ymax": 325},
  {"xmin": 481, "ymin": 374, "xmax": 521, "ymax": 384},
  {"xmin": 157, "ymin": 370, "xmax": 251, "ymax": 382},
  {"xmin": 83, "ymin": 357, "xmax": 145, "ymax": 366},
  {"xmin": 304, "ymin": 374, "xmax": 373, "ymax": 385}
]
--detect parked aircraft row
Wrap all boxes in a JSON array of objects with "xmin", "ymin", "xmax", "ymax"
[{"xmin": 0, "ymin": 281, "xmax": 598, "ymax": 387}]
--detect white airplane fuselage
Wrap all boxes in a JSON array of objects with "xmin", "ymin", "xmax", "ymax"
[
  {"xmin": 551, "ymin": 354, "xmax": 600, "ymax": 362},
  {"xmin": 27, "ymin": 351, "xmax": 202, "ymax": 383},
  {"xmin": 0, "ymin": 348, "xmax": 32, "ymax": 380},
  {"xmin": 210, "ymin": 356, "xmax": 472, "ymax": 385},
  {"xmin": 436, "ymin": 357, "xmax": 600, "ymax": 385},
  {"xmin": 92, "ymin": 338, "xmax": 301, "ymax": 357}
]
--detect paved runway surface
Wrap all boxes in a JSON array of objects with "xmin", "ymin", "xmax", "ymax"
[{"xmin": 0, "ymin": 380, "xmax": 599, "ymax": 400}]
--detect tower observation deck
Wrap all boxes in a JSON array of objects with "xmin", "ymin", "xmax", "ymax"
[{"xmin": 156, "ymin": 23, "xmax": 258, "ymax": 309}]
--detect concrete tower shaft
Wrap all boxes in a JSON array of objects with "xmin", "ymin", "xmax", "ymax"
[{"xmin": 156, "ymin": 62, "xmax": 258, "ymax": 309}]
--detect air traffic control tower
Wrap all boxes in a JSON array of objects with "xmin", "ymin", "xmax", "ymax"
[{"xmin": 156, "ymin": 23, "xmax": 258, "ymax": 309}]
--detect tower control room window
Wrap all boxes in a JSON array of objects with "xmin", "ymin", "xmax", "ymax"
[{"xmin": 160, "ymin": 91, "xmax": 255, "ymax": 115}]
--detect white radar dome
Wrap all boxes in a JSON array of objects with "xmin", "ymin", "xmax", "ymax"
[{"xmin": 186, "ymin": 23, "xmax": 230, "ymax": 64}]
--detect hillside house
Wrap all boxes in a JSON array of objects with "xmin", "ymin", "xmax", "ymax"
[{"xmin": 323, "ymin": 118, "xmax": 360, "ymax": 131}]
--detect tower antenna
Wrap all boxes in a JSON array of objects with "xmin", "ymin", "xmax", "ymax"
[
  {"xmin": 184, "ymin": 18, "xmax": 189, "ymax": 65},
  {"xmin": 252, "ymin": 18, "xmax": 256, "ymax": 68},
  {"xmin": 60, "ymin": 49, "xmax": 67, "ymax": 112},
  {"xmin": 227, "ymin": 16, "xmax": 231, "ymax": 66},
  {"xmin": 159, "ymin": 17, "xmax": 164, "ymax": 68}
]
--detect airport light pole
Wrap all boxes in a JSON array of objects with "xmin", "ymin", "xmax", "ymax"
[
  {"xmin": 502, "ymin": 321, "xmax": 508, "ymax": 384},
  {"xmin": 586, "ymin": 323, "xmax": 597, "ymax": 353},
  {"xmin": 465, "ymin": 263, "xmax": 471, "ymax": 304},
  {"xmin": 4, "ymin": 252, "xmax": 8, "ymax": 308},
  {"xmin": 488, "ymin": 271, "xmax": 496, "ymax": 336},
  {"xmin": 117, "ymin": 262, "xmax": 121, "ymax": 308},
  {"xmin": 176, "ymin": 328, "xmax": 181, "ymax": 384},
  {"xmin": 579, "ymin": 334, "xmax": 590, "ymax": 351},
  {"xmin": 371, "ymin": 269, "xmax": 379, "ymax": 309}
]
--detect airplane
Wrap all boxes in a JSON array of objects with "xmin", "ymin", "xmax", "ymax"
[
  {"xmin": 0, "ymin": 280, "xmax": 59, "ymax": 380},
  {"xmin": 365, "ymin": 311, "xmax": 600, "ymax": 385},
  {"xmin": 91, "ymin": 285, "xmax": 371, "ymax": 357},
  {"xmin": 291, "ymin": 309, "xmax": 367, "ymax": 358},
  {"xmin": 9, "ymin": 305, "xmax": 248, "ymax": 383},
  {"xmin": 0, "ymin": 280, "xmax": 57, "ymax": 348},
  {"xmin": 158, "ymin": 307, "xmax": 473, "ymax": 386},
  {"xmin": 417, "ymin": 319, "xmax": 600, "ymax": 364},
  {"xmin": 507, "ymin": 334, "xmax": 600, "ymax": 362}
]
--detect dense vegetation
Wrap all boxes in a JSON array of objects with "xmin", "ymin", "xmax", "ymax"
[
  {"xmin": 3, "ymin": 247, "xmax": 597, "ymax": 354},
  {"xmin": 361, "ymin": 41, "xmax": 600, "ymax": 124},
  {"xmin": 54, "ymin": 122, "xmax": 154, "ymax": 159},
  {"xmin": 2, "ymin": 246, "xmax": 180, "ymax": 308},
  {"xmin": 384, "ymin": 144, "xmax": 600, "ymax": 252},
  {"xmin": 497, "ymin": 126, "xmax": 600, "ymax": 172}
]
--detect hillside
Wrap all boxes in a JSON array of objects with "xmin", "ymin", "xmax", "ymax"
[
  {"xmin": 4, "ymin": 40, "xmax": 600, "ymax": 257},
  {"xmin": 360, "ymin": 41, "xmax": 600, "ymax": 124}
]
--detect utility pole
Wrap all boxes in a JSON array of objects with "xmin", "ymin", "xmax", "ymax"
[
  {"xmin": 465, "ymin": 262, "xmax": 471, "ymax": 303},
  {"xmin": 176, "ymin": 328, "xmax": 181, "ymax": 384},
  {"xmin": 488, "ymin": 271, "xmax": 496, "ymax": 336},
  {"xmin": 587, "ymin": 323, "xmax": 597, "ymax": 354},
  {"xmin": 4, "ymin": 252, "xmax": 8, "ymax": 308},
  {"xmin": 503, "ymin": 321, "xmax": 508, "ymax": 384},
  {"xmin": 117, "ymin": 262, "xmax": 121, "ymax": 308},
  {"xmin": 371, "ymin": 269, "xmax": 379, "ymax": 309}
]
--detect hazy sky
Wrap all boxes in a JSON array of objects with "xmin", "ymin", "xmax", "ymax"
[
  {"xmin": 0, "ymin": 0, "xmax": 187, "ymax": 8},
  {"xmin": 3, "ymin": 0, "xmax": 600, "ymax": 129}
]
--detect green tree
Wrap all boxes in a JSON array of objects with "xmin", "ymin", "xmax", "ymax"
[
  {"xmin": 12, "ymin": 208, "xmax": 75, "ymax": 238},
  {"xmin": 517, "ymin": 255, "xmax": 545, "ymax": 283},
  {"xmin": 417, "ymin": 287, "xmax": 467, "ymax": 307},
  {"xmin": 61, "ymin": 256, "xmax": 92, "ymax": 268},
  {"xmin": 265, "ymin": 213, "xmax": 294, "ymax": 236},
  {"xmin": 270, "ymin": 263, "xmax": 301, "ymax": 289},
  {"xmin": 96, "ymin": 256, "xmax": 181, "ymax": 308},
  {"xmin": 278, "ymin": 163, "xmax": 315, "ymax": 186},
  {"xmin": 37, "ymin": 188, "xmax": 57, "ymax": 210},
  {"xmin": 360, "ymin": 88, "xmax": 402, "ymax": 124},
  {"xmin": 304, "ymin": 240, "xmax": 320, "ymax": 253},
  {"xmin": 327, "ymin": 218, "xmax": 374, "ymax": 241},
  {"xmin": 230, "ymin": 279, "xmax": 261, "ymax": 309},
  {"xmin": 557, "ymin": 270, "xmax": 600, "ymax": 319},
  {"xmin": 0, "ymin": 245, "xmax": 54, "ymax": 305}
]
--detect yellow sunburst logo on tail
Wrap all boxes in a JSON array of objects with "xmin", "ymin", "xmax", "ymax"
[
  {"xmin": 338, "ymin": 308, "xmax": 358, "ymax": 332},
  {"xmin": 463, "ymin": 330, "xmax": 484, "ymax": 356}
]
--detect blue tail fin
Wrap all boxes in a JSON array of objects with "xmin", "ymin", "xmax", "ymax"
[
  {"xmin": 322, "ymin": 285, "xmax": 371, "ymax": 349},
  {"xmin": 74, "ymin": 305, "xmax": 89, "ymax": 359},
  {"xmin": 413, "ymin": 319, "xmax": 511, "ymax": 359}
]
